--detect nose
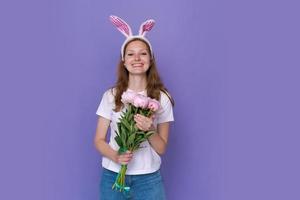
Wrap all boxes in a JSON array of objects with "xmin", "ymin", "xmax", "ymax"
[{"xmin": 134, "ymin": 54, "xmax": 141, "ymax": 61}]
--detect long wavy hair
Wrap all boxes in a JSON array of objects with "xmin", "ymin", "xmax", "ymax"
[{"xmin": 111, "ymin": 38, "xmax": 174, "ymax": 112}]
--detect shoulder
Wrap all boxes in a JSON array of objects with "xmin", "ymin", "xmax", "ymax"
[
  {"xmin": 156, "ymin": 90, "xmax": 174, "ymax": 123},
  {"xmin": 159, "ymin": 90, "xmax": 173, "ymax": 107},
  {"xmin": 102, "ymin": 87, "xmax": 116, "ymax": 102},
  {"xmin": 96, "ymin": 88, "xmax": 116, "ymax": 118}
]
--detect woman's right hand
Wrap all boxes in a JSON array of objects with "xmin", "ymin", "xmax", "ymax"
[{"xmin": 115, "ymin": 151, "xmax": 133, "ymax": 165}]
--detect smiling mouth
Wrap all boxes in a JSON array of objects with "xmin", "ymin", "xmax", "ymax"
[{"xmin": 132, "ymin": 63, "xmax": 143, "ymax": 67}]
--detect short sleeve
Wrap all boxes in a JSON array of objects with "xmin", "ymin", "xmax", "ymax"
[
  {"xmin": 156, "ymin": 91, "xmax": 174, "ymax": 124},
  {"xmin": 96, "ymin": 89, "xmax": 115, "ymax": 120}
]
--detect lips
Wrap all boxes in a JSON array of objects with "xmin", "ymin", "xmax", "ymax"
[{"xmin": 132, "ymin": 63, "xmax": 143, "ymax": 67}]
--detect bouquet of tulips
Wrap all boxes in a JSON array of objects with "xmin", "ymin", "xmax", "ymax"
[{"xmin": 112, "ymin": 90, "xmax": 160, "ymax": 192}]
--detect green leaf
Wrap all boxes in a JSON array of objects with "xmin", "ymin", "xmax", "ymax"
[
  {"xmin": 145, "ymin": 130, "xmax": 155, "ymax": 138},
  {"xmin": 130, "ymin": 122, "xmax": 135, "ymax": 133},
  {"xmin": 120, "ymin": 127, "xmax": 127, "ymax": 147},
  {"xmin": 114, "ymin": 135, "xmax": 123, "ymax": 147},
  {"xmin": 136, "ymin": 131, "xmax": 145, "ymax": 135},
  {"xmin": 128, "ymin": 113, "xmax": 133, "ymax": 121},
  {"xmin": 127, "ymin": 105, "xmax": 131, "ymax": 114},
  {"xmin": 121, "ymin": 118, "xmax": 131, "ymax": 131},
  {"xmin": 127, "ymin": 133, "xmax": 136, "ymax": 147},
  {"xmin": 120, "ymin": 125, "xmax": 127, "ymax": 135},
  {"xmin": 117, "ymin": 122, "xmax": 122, "ymax": 132}
]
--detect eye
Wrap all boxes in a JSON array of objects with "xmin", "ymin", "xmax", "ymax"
[
  {"xmin": 141, "ymin": 52, "xmax": 148, "ymax": 55},
  {"xmin": 127, "ymin": 53, "xmax": 133, "ymax": 56}
]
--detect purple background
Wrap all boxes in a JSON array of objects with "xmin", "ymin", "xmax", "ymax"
[{"xmin": 1, "ymin": 0, "xmax": 299, "ymax": 199}]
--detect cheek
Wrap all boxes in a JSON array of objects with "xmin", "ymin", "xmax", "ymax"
[
  {"xmin": 142, "ymin": 57, "xmax": 151, "ymax": 64},
  {"xmin": 124, "ymin": 59, "xmax": 131, "ymax": 66}
]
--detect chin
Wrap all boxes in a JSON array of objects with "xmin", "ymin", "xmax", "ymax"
[
  {"xmin": 128, "ymin": 70, "xmax": 148, "ymax": 75},
  {"xmin": 129, "ymin": 67, "xmax": 148, "ymax": 73}
]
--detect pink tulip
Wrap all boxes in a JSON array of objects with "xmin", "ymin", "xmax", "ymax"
[
  {"xmin": 132, "ymin": 94, "xmax": 149, "ymax": 109},
  {"xmin": 121, "ymin": 91, "xmax": 137, "ymax": 104},
  {"xmin": 148, "ymin": 99, "xmax": 160, "ymax": 112}
]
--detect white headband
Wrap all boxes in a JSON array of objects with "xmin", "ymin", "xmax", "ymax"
[{"xmin": 109, "ymin": 15, "xmax": 155, "ymax": 61}]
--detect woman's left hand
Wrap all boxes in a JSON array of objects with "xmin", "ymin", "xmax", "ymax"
[{"xmin": 134, "ymin": 114, "xmax": 155, "ymax": 131}]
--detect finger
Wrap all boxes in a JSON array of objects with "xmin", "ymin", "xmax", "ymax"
[
  {"xmin": 126, "ymin": 153, "xmax": 133, "ymax": 158},
  {"xmin": 118, "ymin": 157, "xmax": 131, "ymax": 164},
  {"xmin": 135, "ymin": 115, "xmax": 150, "ymax": 125},
  {"xmin": 121, "ymin": 157, "xmax": 131, "ymax": 162},
  {"xmin": 135, "ymin": 114, "xmax": 142, "ymax": 118},
  {"xmin": 134, "ymin": 116, "xmax": 143, "ymax": 123},
  {"xmin": 134, "ymin": 119, "xmax": 142, "ymax": 127},
  {"xmin": 143, "ymin": 116, "xmax": 153, "ymax": 124},
  {"xmin": 119, "ymin": 154, "xmax": 130, "ymax": 159},
  {"xmin": 120, "ymin": 154, "xmax": 133, "ymax": 162},
  {"xmin": 137, "ymin": 120, "xmax": 150, "ymax": 131},
  {"xmin": 121, "ymin": 153, "xmax": 133, "ymax": 158},
  {"xmin": 136, "ymin": 114, "xmax": 146, "ymax": 120},
  {"xmin": 120, "ymin": 160, "xmax": 129, "ymax": 165},
  {"xmin": 146, "ymin": 118, "xmax": 152, "ymax": 124},
  {"xmin": 135, "ymin": 119, "xmax": 145, "ymax": 128},
  {"xmin": 134, "ymin": 114, "xmax": 141, "ymax": 119},
  {"xmin": 134, "ymin": 117, "xmax": 145, "ymax": 125},
  {"xmin": 125, "ymin": 150, "xmax": 133, "ymax": 154},
  {"xmin": 120, "ymin": 156, "xmax": 131, "ymax": 160},
  {"xmin": 136, "ymin": 123, "xmax": 145, "ymax": 131}
]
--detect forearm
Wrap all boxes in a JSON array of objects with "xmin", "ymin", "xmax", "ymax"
[
  {"xmin": 94, "ymin": 139, "xmax": 118, "ymax": 162},
  {"xmin": 148, "ymin": 132, "xmax": 167, "ymax": 155}
]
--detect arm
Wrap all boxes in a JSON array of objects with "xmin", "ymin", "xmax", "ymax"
[
  {"xmin": 94, "ymin": 116, "xmax": 132, "ymax": 164},
  {"xmin": 148, "ymin": 122, "xmax": 170, "ymax": 155},
  {"xmin": 134, "ymin": 114, "xmax": 170, "ymax": 155}
]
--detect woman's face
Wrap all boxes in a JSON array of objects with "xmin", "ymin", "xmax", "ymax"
[{"xmin": 124, "ymin": 40, "xmax": 151, "ymax": 75}]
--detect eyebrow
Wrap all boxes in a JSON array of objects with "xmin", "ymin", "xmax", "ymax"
[{"xmin": 126, "ymin": 49, "xmax": 148, "ymax": 53}]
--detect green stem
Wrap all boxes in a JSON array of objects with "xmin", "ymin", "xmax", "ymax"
[{"xmin": 146, "ymin": 109, "xmax": 153, "ymax": 117}]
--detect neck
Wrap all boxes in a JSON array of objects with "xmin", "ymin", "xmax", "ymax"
[{"xmin": 128, "ymin": 74, "xmax": 147, "ymax": 92}]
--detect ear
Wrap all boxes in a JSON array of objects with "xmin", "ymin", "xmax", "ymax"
[
  {"xmin": 139, "ymin": 19, "xmax": 155, "ymax": 36},
  {"xmin": 109, "ymin": 15, "xmax": 133, "ymax": 37}
]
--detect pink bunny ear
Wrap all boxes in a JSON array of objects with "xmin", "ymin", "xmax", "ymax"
[
  {"xmin": 139, "ymin": 19, "xmax": 155, "ymax": 36},
  {"xmin": 109, "ymin": 15, "xmax": 132, "ymax": 37}
]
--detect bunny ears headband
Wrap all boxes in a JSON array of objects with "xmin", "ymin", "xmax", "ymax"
[{"xmin": 109, "ymin": 15, "xmax": 155, "ymax": 60}]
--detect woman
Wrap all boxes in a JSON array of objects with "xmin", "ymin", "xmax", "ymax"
[{"xmin": 94, "ymin": 15, "xmax": 174, "ymax": 200}]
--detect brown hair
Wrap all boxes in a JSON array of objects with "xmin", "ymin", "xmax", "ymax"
[{"xmin": 111, "ymin": 38, "xmax": 174, "ymax": 112}]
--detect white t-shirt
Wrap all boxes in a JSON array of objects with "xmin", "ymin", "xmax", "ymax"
[{"xmin": 96, "ymin": 88, "xmax": 174, "ymax": 175}]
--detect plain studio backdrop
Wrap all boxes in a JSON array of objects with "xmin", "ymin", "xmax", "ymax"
[{"xmin": 0, "ymin": 0, "xmax": 299, "ymax": 199}]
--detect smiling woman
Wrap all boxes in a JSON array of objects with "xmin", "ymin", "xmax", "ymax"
[
  {"xmin": 94, "ymin": 15, "xmax": 175, "ymax": 200},
  {"xmin": 124, "ymin": 40, "xmax": 151, "ymax": 74}
]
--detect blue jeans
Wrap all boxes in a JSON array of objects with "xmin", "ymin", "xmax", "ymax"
[{"xmin": 100, "ymin": 168, "xmax": 166, "ymax": 200}]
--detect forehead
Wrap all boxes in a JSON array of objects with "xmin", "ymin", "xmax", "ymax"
[{"xmin": 125, "ymin": 40, "xmax": 149, "ymax": 51}]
